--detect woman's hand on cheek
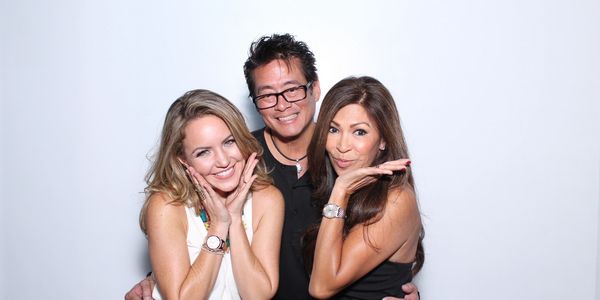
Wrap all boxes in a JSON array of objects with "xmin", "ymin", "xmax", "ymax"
[
  {"xmin": 226, "ymin": 152, "xmax": 258, "ymax": 218},
  {"xmin": 186, "ymin": 166, "xmax": 231, "ymax": 226}
]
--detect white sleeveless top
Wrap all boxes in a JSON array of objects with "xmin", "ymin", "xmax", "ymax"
[{"xmin": 152, "ymin": 194, "xmax": 253, "ymax": 300}]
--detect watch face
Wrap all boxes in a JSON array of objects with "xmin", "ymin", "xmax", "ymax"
[
  {"xmin": 323, "ymin": 204, "xmax": 339, "ymax": 218},
  {"xmin": 206, "ymin": 235, "xmax": 221, "ymax": 249}
]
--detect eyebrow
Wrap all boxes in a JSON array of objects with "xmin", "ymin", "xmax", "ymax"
[
  {"xmin": 256, "ymin": 80, "xmax": 304, "ymax": 94},
  {"xmin": 330, "ymin": 119, "xmax": 372, "ymax": 128}
]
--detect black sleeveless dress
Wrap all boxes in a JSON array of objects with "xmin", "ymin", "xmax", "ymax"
[{"xmin": 333, "ymin": 261, "xmax": 413, "ymax": 300}]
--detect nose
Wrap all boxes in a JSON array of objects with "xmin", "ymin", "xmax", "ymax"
[
  {"xmin": 336, "ymin": 133, "xmax": 351, "ymax": 153},
  {"xmin": 274, "ymin": 94, "xmax": 292, "ymax": 111},
  {"xmin": 214, "ymin": 149, "xmax": 229, "ymax": 167}
]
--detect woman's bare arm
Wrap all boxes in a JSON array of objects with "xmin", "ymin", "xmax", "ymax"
[
  {"xmin": 146, "ymin": 193, "xmax": 229, "ymax": 299},
  {"xmin": 229, "ymin": 185, "xmax": 284, "ymax": 299}
]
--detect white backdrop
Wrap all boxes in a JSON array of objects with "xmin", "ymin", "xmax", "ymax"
[{"xmin": 1, "ymin": 1, "xmax": 599, "ymax": 299}]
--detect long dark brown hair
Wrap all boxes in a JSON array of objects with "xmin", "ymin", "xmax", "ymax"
[{"xmin": 303, "ymin": 76, "xmax": 424, "ymax": 276}]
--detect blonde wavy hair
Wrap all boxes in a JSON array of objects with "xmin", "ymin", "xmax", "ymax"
[{"xmin": 140, "ymin": 89, "xmax": 272, "ymax": 234}]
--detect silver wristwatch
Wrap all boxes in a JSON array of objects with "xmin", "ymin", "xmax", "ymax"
[
  {"xmin": 322, "ymin": 203, "xmax": 346, "ymax": 219},
  {"xmin": 203, "ymin": 235, "xmax": 226, "ymax": 254}
]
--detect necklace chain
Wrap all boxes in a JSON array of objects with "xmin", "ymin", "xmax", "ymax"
[
  {"xmin": 269, "ymin": 129, "xmax": 307, "ymax": 174},
  {"xmin": 269, "ymin": 130, "xmax": 308, "ymax": 163}
]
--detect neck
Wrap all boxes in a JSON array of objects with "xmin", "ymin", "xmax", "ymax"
[{"xmin": 268, "ymin": 123, "xmax": 315, "ymax": 159}]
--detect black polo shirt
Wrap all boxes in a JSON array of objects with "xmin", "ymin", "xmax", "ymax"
[{"xmin": 253, "ymin": 128, "xmax": 319, "ymax": 300}]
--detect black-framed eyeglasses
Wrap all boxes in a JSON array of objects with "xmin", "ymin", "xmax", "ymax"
[{"xmin": 252, "ymin": 81, "xmax": 313, "ymax": 110}]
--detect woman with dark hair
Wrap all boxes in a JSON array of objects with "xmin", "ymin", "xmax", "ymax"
[
  {"xmin": 304, "ymin": 76, "xmax": 424, "ymax": 299},
  {"xmin": 140, "ymin": 89, "xmax": 284, "ymax": 299}
]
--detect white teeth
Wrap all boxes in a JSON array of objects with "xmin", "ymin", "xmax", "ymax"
[
  {"xmin": 215, "ymin": 168, "xmax": 233, "ymax": 178},
  {"xmin": 278, "ymin": 114, "xmax": 298, "ymax": 122}
]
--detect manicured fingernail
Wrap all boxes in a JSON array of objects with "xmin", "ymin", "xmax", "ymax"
[{"xmin": 406, "ymin": 160, "xmax": 411, "ymax": 166}]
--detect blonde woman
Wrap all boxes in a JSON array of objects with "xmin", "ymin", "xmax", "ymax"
[{"xmin": 140, "ymin": 89, "xmax": 284, "ymax": 299}]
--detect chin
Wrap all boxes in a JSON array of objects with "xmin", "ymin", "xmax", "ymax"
[
  {"xmin": 331, "ymin": 166, "xmax": 344, "ymax": 176},
  {"xmin": 210, "ymin": 179, "xmax": 241, "ymax": 195},
  {"xmin": 275, "ymin": 121, "xmax": 308, "ymax": 137},
  {"xmin": 212, "ymin": 185, "xmax": 237, "ymax": 196},
  {"xmin": 335, "ymin": 165, "xmax": 362, "ymax": 176},
  {"xmin": 277, "ymin": 127, "xmax": 302, "ymax": 139}
]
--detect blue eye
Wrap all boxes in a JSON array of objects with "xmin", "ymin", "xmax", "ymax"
[{"xmin": 328, "ymin": 127, "xmax": 338, "ymax": 133}]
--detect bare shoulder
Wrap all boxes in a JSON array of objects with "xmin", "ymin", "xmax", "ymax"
[
  {"xmin": 147, "ymin": 192, "xmax": 183, "ymax": 212},
  {"xmin": 252, "ymin": 184, "xmax": 284, "ymax": 207},
  {"xmin": 385, "ymin": 185, "xmax": 419, "ymax": 218},
  {"xmin": 145, "ymin": 192, "xmax": 186, "ymax": 229},
  {"xmin": 251, "ymin": 184, "xmax": 284, "ymax": 217}
]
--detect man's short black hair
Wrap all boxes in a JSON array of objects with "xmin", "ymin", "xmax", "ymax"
[{"xmin": 243, "ymin": 33, "xmax": 318, "ymax": 98}]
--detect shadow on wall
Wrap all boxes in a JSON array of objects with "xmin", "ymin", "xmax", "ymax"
[
  {"xmin": 238, "ymin": 95, "xmax": 266, "ymax": 132},
  {"xmin": 597, "ymin": 163, "xmax": 600, "ymax": 300},
  {"xmin": 137, "ymin": 239, "xmax": 152, "ymax": 276}
]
